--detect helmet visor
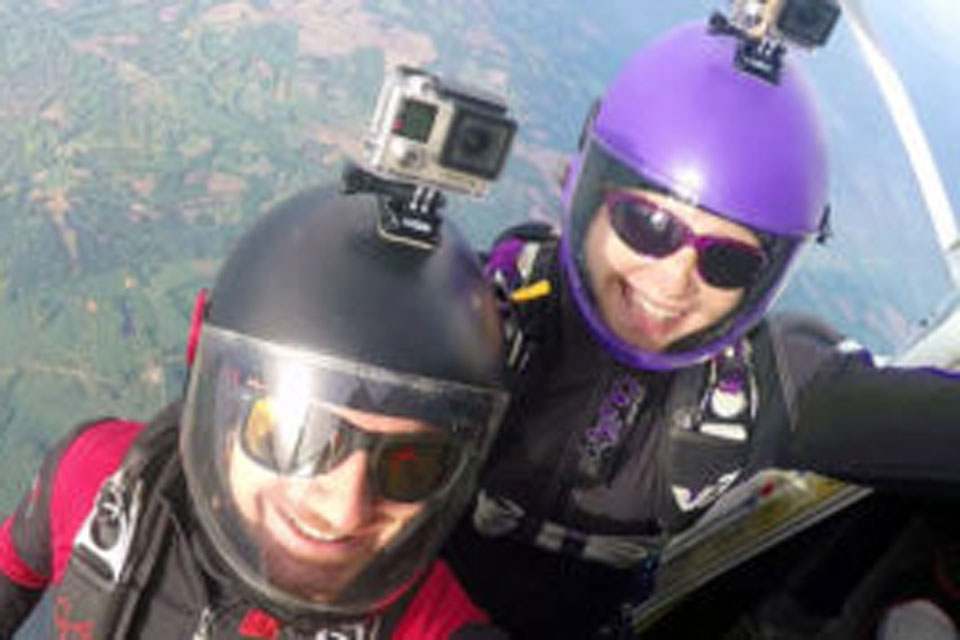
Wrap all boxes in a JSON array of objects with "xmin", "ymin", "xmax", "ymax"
[
  {"xmin": 181, "ymin": 324, "xmax": 507, "ymax": 617},
  {"xmin": 562, "ymin": 135, "xmax": 806, "ymax": 369}
]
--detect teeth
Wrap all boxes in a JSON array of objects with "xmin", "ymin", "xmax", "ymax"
[
  {"xmin": 633, "ymin": 294, "xmax": 680, "ymax": 320},
  {"xmin": 620, "ymin": 281, "xmax": 684, "ymax": 322},
  {"xmin": 290, "ymin": 517, "xmax": 342, "ymax": 542},
  {"xmin": 638, "ymin": 299, "xmax": 677, "ymax": 320}
]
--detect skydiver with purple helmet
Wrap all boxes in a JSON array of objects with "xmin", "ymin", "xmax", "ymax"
[{"xmin": 445, "ymin": 19, "xmax": 960, "ymax": 639}]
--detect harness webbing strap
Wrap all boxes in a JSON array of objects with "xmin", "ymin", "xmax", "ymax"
[
  {"xmin": 52, "ymin": 403, "xmax": 183, "ymax": 639},
  {"xmin": 472, "ymin": 490, "xmax": 665, "ymax": 570}
]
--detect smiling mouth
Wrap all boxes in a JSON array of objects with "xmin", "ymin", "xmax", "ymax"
[
  {"xmin": 632, "ymin": 294, "xmax": 681, "ymax": 320},
  {"xmin": 620, "ymin": 280, "xmax": 685, "ymax": 322},
  {"xmin": 287, "ymin": 514, "xmax": 347, "ymax": 543},
  {"xmin": 270, "ymin": 504, "xmax": 365, "ymax": 553}
]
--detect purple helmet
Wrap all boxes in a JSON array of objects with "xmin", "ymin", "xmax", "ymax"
[{"xmin": 562, "ymin": 21, "xmax": 829, "ymax": 370}]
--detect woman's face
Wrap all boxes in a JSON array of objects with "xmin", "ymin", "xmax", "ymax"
[{"xmin": 583, "ymin": 187, "xmax": 761, "ymax": 353}]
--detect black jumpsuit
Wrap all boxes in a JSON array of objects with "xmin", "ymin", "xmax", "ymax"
[
  {"xmin": 0, "ymin": 410, "xmax": 507, "ymax": 640},
  {"xmin": 446, "ymin": 241, "xmax": 960, "ymax": 640}
]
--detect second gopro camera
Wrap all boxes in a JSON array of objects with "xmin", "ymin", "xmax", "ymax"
[
  {"xmin": 364, "ymin": 66, "xmax": 517, "ymax": 198},
  {"xmin": 729, "ymin": 0, "xmax": 841, "ymax": 49},
  {"xmin": 712, "ymin": 0, "xmax": 841, "ymax": 83}
]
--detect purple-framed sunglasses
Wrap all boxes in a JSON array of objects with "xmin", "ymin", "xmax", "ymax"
[{"xmin": 605, "ymin": 191, "xmax": 767, "ymax": 289}]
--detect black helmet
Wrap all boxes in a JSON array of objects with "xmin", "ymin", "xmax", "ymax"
[{"xmin": 180, "ymin": 186, "xmax": 507, "ymax": 623}]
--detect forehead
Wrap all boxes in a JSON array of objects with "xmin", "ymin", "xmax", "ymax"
[{"xmin": 613, "ymin": 186, "xmax": 760, "ymax": 246}]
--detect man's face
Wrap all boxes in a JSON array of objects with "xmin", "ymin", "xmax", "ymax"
[{"xmin": 228, "ymin": 405, "xmax": 433, "ymax": 603}]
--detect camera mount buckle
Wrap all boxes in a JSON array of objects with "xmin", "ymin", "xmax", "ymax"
[
  {"xmin": 710, "ymin": 11, "xmax": 787, "ymax": 85},
  {"xmin": 341, "ymin": 162, "xmax": 448, "ymax": 250},
  {"xmin": 710, "ymin": 0, "xmax": 841, "ymax": 84}
]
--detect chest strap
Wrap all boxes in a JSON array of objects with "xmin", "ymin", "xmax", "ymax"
[
  {"xmin": 53, "ymin": 404, "xmax": 183, "ymax": 639},
  {"xmin": 471, "ymin": 490, "xmax": 665, "ymax": 570}
]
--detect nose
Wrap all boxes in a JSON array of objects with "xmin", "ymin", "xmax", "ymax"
[{"xmin": 300, "ymin": 451, "xmax": 374, "ymax": 533}]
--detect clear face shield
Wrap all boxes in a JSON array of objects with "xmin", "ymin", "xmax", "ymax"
[
  {"xmin": 562, "ymin": 135, "xmax": 807, "ymax": 370},
  {"xmin": 180, "ymin": 325, "xmax": 507, "ymax": 619}
]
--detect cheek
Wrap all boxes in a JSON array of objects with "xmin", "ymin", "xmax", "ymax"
[
  {"xmin": 228, "ymin": 445, "xmax": 279, "ymax": 520},
  {"xmin": 387, "ymin": 503, "xmax": 421, "ymax": 520},
  {"xmin": 701, "ymin": 288, "xmax": 745, "ymax": 320},
  {"xmin": 584, "ymin": 218, "xmax": 631, "ymax": 283},
  {"xmin": 586, "ymin": 233, "xmax": 661, "ymax": 307},
  {"xmin": 377, "ymin": 503, "xmax": 423, "ymax": 540},
  {"xmin": 582, "ymin": 219, "xmax": 607, "ymax": 279}
]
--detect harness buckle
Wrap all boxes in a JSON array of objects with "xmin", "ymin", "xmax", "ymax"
[{"xmin": 72, "ymin": 470, "xmax": 144, "ymax": 587}]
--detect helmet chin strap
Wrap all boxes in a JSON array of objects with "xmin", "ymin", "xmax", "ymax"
[{"xmin": 186, "ymin": 288, "xmax": 209, "ymax": 370}]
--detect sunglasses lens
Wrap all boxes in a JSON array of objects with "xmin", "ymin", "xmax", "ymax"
[
  {"xmin": 242, "ymin": 397, "xmax": 459, "ymax": 501},
  {"xmin": 606, "ymin": 193, "xmax": 766, "ymax": 290},
  {"xmin": 242, "ymin": 396, "xmax": 280, "ymax": 466},
  {"xmin": 376, "ymin": 440, "xmax": 459, "ymax": 502},
  {"xmin": 608, "ymin": 197, "xmax": 683, "ymax": 258},
  {"xmin": 698, "ymin": 242, "xmax": 766, "ymax": 289},
  {"xmin": 241, "ymin": 398, "xmax": 348, "ymax": 475}
]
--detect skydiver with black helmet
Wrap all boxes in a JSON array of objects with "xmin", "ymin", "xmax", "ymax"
[{"xmin": 0, "ymin": 186, "xmax": 511, "ymax": 639}]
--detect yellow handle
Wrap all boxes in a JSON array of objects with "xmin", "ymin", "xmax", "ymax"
[{"xmin": 509, "ymin": 279, "xmax": 552, "ymax": 303}]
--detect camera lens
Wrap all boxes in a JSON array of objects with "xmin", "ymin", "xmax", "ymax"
[
  {"xmin": 440, "ymin": 109, "xmax": 516, "ymax": 180},
  {"xmin": 459, "ymin": 127, "xmax": 492, "ymax": 156},
  {"xmin": 776, "ymin": 0, "xmax": 840, "ymax": 47}
]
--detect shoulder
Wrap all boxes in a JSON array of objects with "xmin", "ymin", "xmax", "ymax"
[
  {"xmin": 762, "ymin": 313, "xmax": 847, "ymax": 348},
  {"xmin": 484, "ymin": 222, "xmax": 561, "ymax": 290},
  {"xmin": 56, "ymin": 419, "xmax": 147, "ymax": 479},
  {"xmin": 756, "ymin": 312, "xmax": 874, "ymax": 389},
  {"xmin": 491, "ymin": 221, "xmax": 560, "ymax": 247},
  {"xmin": 49, "ymin": 419, "xmax": 145, "ymax": 581},
  {"xmin": 392, "ymin": 560, "xmax": 506, "ymax": 640},
  {"xmin": 741, "ymin": 313, "xmax": 874, "ymax": 440},
  {"xmin": 0, "ymin": 418, "xmax": 145, "ymax": 590}
]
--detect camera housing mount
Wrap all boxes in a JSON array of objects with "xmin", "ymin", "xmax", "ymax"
[
  {"xmin": 712, "ymin": 0, "xmax": 841, "ymax": 84},
  {"xmin": 364, "ymin": 66, "xmax": 516, "ymax": 198},
  {"xmin": 347, "ymin": 66, "xmax": 516, "ymax": 250}
]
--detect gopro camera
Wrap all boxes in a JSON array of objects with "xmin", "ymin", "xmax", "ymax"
[
  {"xmin": 364, "ymin": 66, "xmax": 517, "ymax": 198},
  {"xmin": 730, "ymin": 0, "xmax": 840, "ymax": 48},
  {"xmin": 713, "ymin": 0, "xmax": 840, "ymax": 83}
]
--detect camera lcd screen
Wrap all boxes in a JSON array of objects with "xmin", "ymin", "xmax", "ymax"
[{"xmin": 394, "ymin": 99, "xmax": 438, "ymax": 143}]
